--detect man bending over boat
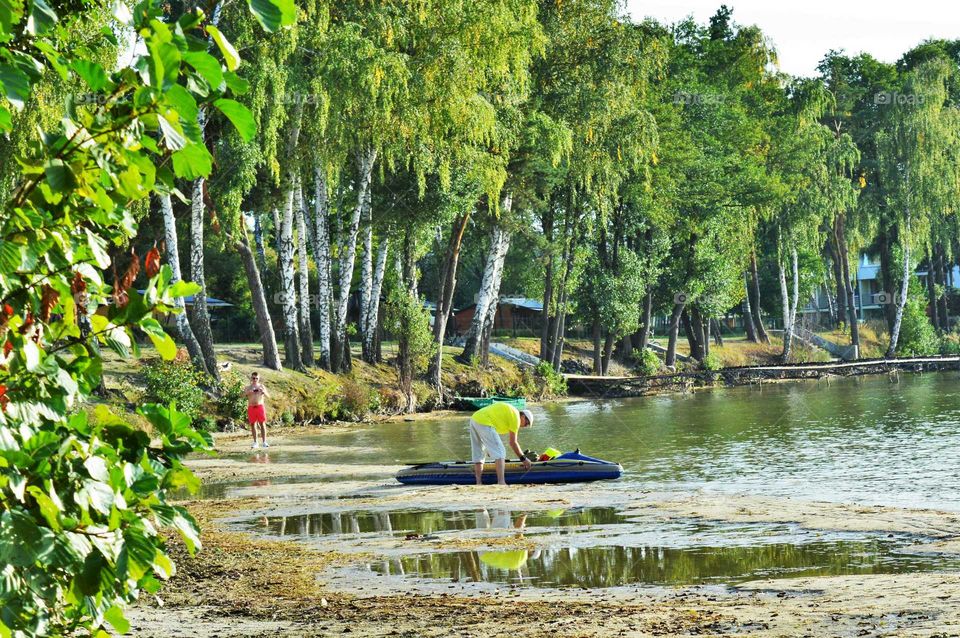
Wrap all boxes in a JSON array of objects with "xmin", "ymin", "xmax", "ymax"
[{"xmin": 469, "ymin": 402, "xmax": 533, "ymax": 486}]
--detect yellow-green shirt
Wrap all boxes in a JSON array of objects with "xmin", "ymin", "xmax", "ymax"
[{"xmin": 471, "ymin": 402, "xmax": 521, "ymax": 435}]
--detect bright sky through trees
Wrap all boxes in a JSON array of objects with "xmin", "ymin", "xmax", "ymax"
[{"xmin": 629, "ymin": 0, "xmax": 960, "ymax": 77}]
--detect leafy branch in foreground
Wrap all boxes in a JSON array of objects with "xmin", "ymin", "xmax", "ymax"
[{"xmin": 0, "ymin": 0, "xmax": 292, "ymax": 635}]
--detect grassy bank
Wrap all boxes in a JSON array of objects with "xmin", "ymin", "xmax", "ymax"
[{"xmin": 96, "ymin": 342, "xmax": 565, "ymax": 431}]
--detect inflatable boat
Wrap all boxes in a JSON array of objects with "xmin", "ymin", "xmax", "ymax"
[{"xmin": 395, "ymin": 450, "xmax": 623, "ymax": 485}]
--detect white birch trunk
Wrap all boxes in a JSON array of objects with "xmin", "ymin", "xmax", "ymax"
[
  {"xmin": 333, "ymin": 147, "xmax": 377, "ymax": 371},
  {"xmin": 159, "ymin": 194, "xmax": 208, "ymax": 374},
  {"xmin": 888, "ymin": 216, "xmax": 911, "ymax": 357},
  {"xmin": 789, "ymin": 245, "xmax": 800, "ymax": 338},
  {"xmin": 312, "ymin": 166, "xmax": 332, "ymax": 369},
  {"xmin": 278, "ymin": 183, "xmax": 302, "ymax": 370},
  {"xmin": 460, "ymin": 197, "xmax": 512, "ymax": 362},
  {"xmin": 778, "ymin": 254, "xmax": 792, "ymax": 362},
  {"xmin": 359, "ymin": 213, "xmax": 373, "ymax": 346},
  {"xmin": 189, "ymin": 174, "xmax": 220, "ymax": 381},
  {"xmin": 362, "ymin": 238, "xmax": 389, "ymax": 362},
  {"xmin": 295, "ymin": 178, "xmax": 314, "ymax": 366}
]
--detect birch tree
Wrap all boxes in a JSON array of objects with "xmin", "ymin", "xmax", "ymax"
[
  {"xmin": 295, "ymin": 180, "xmax": 315, "ymax": 366},
  {"xmin": 158, "ymin": 194, "xmax": 209, "ymax": 374}
]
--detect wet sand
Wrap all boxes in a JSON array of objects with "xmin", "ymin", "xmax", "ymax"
[{"xmin": 131, "ymin": 427, "xmax": 960, "ymax": 637}]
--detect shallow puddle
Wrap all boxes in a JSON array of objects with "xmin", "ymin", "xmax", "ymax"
[
  {"xmin": 365, "ymin": 540, "xmax": 960, "ymax": 588},
  {"xmin": 242, "ymin": 506, "xmax": 626, "ymax": 536}
]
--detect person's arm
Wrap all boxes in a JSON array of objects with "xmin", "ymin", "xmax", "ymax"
[
  {"xmin": 508, "ymin": 431, "xmax": 531, "ymax": 469},
  {"xmin": 260, "ymin": 384, "xmax": 270, "ymax": 398}
]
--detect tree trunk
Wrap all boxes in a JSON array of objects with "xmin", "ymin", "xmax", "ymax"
[
  {"xmin": 254, "ymin": 214, "xmax": 269, "ymax": 276},
  {"xmin": 887, "ymin": 225, "xmax": 911, "ymax": 357},
  {"xmin": 600, "ymin": 331, "xmax": 614, "ymax": 375},
  {"xmin": 591, "ymin": 320, "xmax": 602, "ymax": 374},
  {"xmin": 295, "ymin": 180, "xmax": 314, "ymax": 366},
  {"xmin": 778, "ymin": 253, "xmax": 793, "ymax": 363},
  {"xmin": 461, "ymin": 202, "xmax": 512, "ymax": 363},
  {"xmin": 158, "ymin": 194, "xmax": 208, "ymax": 375},
  {"xmin": 427, "ymin": 210, "xmax": 472, "ymax": 387},
  {"xmin": 189, "ymin": 176, "xmax": 220, "ymax": 381},
  {"xmin": 396, "ymin": 229, "xmax": 418, "ymax": 413},
  {"xmin": 681, "ymin": 309, "xmax": 703, "ymax": 362},
  {"xmin": 712, "ymin": 318, "xmax": 724, "ymax": 346},
  {"xmin": 333, "ymin": 147, "xmax": 377, "ymax": 372},
  {"xmin": 363, "ymin": 238, "xmax": 389, "ymax": 363},
  {"xmin": 665, "ymin": 302, "xmax": 685, "ymax": 369},
  {"xmin": 927, "ymin": 250, "xmax": 940, "ymax": 333},
  {"xmin": 312, "ymin": 166, "xmax": 332, "ymax": 369},
  {"xmin": 749, "ymin": 251, "xmax": 769, "ymax": 343},
  {"xmin": 278, "ymin": 184, "xmax": 302, "ymax": 370},
  {"xmin": 830, "ymin": 224, "xmax": 846, "ymax": 327},
  {"xmin": 539, "ymin": 212, "xmax": 554, "ymax": 362},
  {"xmin": 236, "ymin": 226, "xmax": 281, "ymax": 370},
  {"xmin": 838, "ymin": 215, "xmax": 860, "ymax": 358},
  {"xmin": 742, "ymin": 271, "xmax": 757, "ymax": 342},
  {"xmin": 638, "ymin": 292, "xmax": 653, "ymax": 351},
  {"xmin": 878, "ymin": 229, "xmax": 897, "ymax": 333},
  {"xmin": 359, "ymin": 206, "xmax": 374, "ymax": 361}
]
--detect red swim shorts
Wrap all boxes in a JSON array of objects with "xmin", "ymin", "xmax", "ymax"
[{"xmin": 247, "ymin": 404, "xmax": 266, "ymax": 424}]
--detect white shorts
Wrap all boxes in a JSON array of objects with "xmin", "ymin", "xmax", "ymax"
[{"xmin": 469, "ymin": 419, "xmax": 506, "ymax": 463}]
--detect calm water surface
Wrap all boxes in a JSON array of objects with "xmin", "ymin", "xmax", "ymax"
[{"xmin": 256, "ymin": 373, "xmax": 960, "ymax": 510}]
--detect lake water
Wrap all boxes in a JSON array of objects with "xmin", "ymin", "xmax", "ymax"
[
  {"xmin": 227, "ymin": 372, "xmax": 960, "ymax": 588},
  {"xmin": 256, "ymin": 372, "xmax": 960, "ymax": 511}
]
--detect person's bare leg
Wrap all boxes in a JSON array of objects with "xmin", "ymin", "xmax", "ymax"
[
  {"xmin": 474, "ymin": 462, "xmax": 484, "ymax": 486},
  {"xmin": 258, "ymin": 422, "xmax": 267, "ymax": 445},
  {"xmin": 496, "ymin": 458, "xmax": 506, "ymax": 485},
  {"xmin": 250, "ymin": 422, "xmax": 257, "ymax": 446}
]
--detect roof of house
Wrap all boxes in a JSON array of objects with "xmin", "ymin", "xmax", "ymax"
[{"xmin": 499, "ymin": 297, "xmax": 543, "ymax": 312}]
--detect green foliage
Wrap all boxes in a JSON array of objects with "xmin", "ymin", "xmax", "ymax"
[
  {"xmin": 633, "ymin": 348, "xmax": 662, "ymax": 376},
  {"xmin": 897, "ymin": 296, "xmax": 940, "ymax": 356},
  {"xmin": 700, "ymin": 352, "xmax": 723, "ymax": 371},
  {"xmin": 529, "ymin": 361, "xmax": 567, "ymax": 398},
  {"xmin": 215, "ymin": 373, "xmax": 248, "ymax": 426},
  {"xmin": 384, "ymin": 288, "xmax": 436, "ymax": 368},
  {"xmin": 142, "ymin": 359, "xmax": 207, "ymax": 423},
  {"xmin": 0, "ymin": 0, "xmax": 289, "ymax": 634},
  {"xmin": 337, "ymin": 376, "xmax": 379, "ymax": 421}
]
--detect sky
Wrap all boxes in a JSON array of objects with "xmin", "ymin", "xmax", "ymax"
[{"xmin": 626, "ymin": 0, "xmax": 960, "ymax": 77}]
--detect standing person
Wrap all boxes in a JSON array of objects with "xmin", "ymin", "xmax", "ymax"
[
  {"xmin": 245, "ymin": 371, "xmax": 270, "ymax": 449},
  {"xmin": 469, "ymin": 402, "xmax": 533, "ymax": 486}
]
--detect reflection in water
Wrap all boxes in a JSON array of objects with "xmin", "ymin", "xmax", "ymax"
[
  {"xmin": 370, "ymin": 541, "xmax": 960, "ymax": 588},
  {"xmin": 245, "ymin": 507, "xmax": 623, "ymax": 537}
]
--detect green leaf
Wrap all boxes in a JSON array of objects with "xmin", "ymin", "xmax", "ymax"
[
  {"xmin": 0, "ymin": 105, "xmax": 11, "ymax": 131},
  {"xmin": 171, "ymin": 143, "xmax": 212, "ymax": 179},
  {"xmin": 184, "ymin": 51, "xmax": 223, "ymax": 91},
  {"xmin": 85, "ymin": 228, "xmax": 111, "ymax": 268},
  {"xmin": 44, "ymin": 158, "xmax": 75, "ymax": 191},
  {"xmin": 25, "ymin": 0, "xmax": 56, "ymax": 35},
  {"xmin": 206, "ymin": 25, "xmax": 240, "ymax": 71},
  {"xmin": 0, "ymin": 63, "xmax": 29, "ymax": 110},
  {"xmin": 163, "ymin": 84, "xmax": 198, "ymax": 122},
  {"xmin": 104, "ymin": 605, "xmax": 130, "ymax": 634},
  {"xmin": 223, "ymin": 71, "xmax": 249, "ymax": 95},
  {"xmin": 140, "ymin": 319, "xmax": 177, "ymax": 360},
  {"xmin": 168, "ymin": 281, "xmax": 201, "ymax": 298},
  {"xmin": 157, "ymin": 114, "xmax": 186, "ymax": 151},
  {"xmin": 247, "ymin": 0, "xmax": 296, "ymax": 32},
  {"xmin": 0, "ymin": 0, "xmax": 25, "ymax": 39},
  {"xmin": 72, "ymin": 59, "xmax": 108, "ymax": 91},
  {"xmin": 214, "ymin": 98, "xmax": 255, "ymax": 142}
]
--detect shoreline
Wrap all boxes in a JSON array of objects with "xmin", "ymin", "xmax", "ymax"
[{"xmin": 132, "ymin": 392, "xmax": 960, "ymax": 637}]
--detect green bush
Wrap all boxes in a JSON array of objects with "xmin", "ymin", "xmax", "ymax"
[
  {"xmin": 142, "ymin": 359, "xmax": 208, "ymax": 424},
  {"xmin": 216, "ymin": 373, "xmax": 248, "ymax": 426},
  {"xmin": 897, "ymin": 296, "xmax": 939, "ymax": 356},
  {"xmin": 633, "ymin": 348, "xmax": 662, "ymax": 376},
  {"xmin": 535, "ymin": 361, "xmax": 567, "ymax": 396},
  {"xmin": 700, "ymin": 352, "xmax": 723, "ymax": 371},
  {"xmin": 338, "ymin": 376, "xmax": 379, "ymax": 421}
]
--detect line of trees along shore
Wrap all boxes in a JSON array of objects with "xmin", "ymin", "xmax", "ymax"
[{"xmin": 53, "ymin": 3, "xmax": 960, "ymax": 405}]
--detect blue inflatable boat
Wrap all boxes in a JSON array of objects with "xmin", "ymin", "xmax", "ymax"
[{"xmin": 395, "ymin": 451, "xmax": 623, "ymax": 485}]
